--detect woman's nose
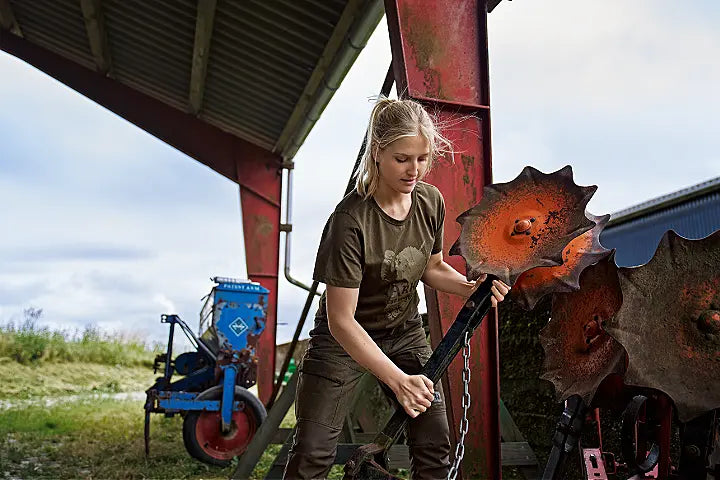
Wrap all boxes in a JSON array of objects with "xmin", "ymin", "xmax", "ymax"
[{"xmin": 407, "ymin": 160, "xmax": 419, "ymax": 175}]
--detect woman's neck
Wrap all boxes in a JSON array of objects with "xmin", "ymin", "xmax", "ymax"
[{"xmin": 373, "ymin": 182, "xmax": 413, "ymax": 221}]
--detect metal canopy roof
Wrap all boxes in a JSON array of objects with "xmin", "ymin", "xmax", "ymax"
[
  {"xmin": 0, "ymin": 0, "xmax": 383, "ymax": 160},
  {"xmin": 608, "ymin": 176, "xmax": 720, "ymax": 226}
]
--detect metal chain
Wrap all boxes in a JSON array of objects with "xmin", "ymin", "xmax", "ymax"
[{"xmin": 447, "ymin": 331, "xmax": 472, "ymax": 480}]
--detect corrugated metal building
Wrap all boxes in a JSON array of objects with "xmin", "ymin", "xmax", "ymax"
[{"xmin": 600, "ymin": 177, "xmax": 720, "ymax": 267}]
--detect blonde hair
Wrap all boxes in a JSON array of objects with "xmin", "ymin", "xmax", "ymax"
[{"xmin": 355, "ymin": 97, "xmax": 452, "ymax": 198}]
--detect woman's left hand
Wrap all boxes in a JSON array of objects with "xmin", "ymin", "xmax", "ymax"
[{"xmin": 467, "ymin": 275, "xmax": 511, "ymax": 307}]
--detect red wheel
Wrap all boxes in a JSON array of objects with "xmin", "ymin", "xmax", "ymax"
[{"xmin": 182, "ymin": 386, "xmax": 267, "ymax": 466}]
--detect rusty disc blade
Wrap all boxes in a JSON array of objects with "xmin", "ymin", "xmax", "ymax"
[
  {"xmin": 449, "ymin": 165, "xmax": 597, "ymax": 285},
  {"xmin": 512, "ymin": 212, "xmax": 611, "ymax": 310},
  {"xmin": 540, "ymin": 252, "xmax": 626, "ymax": 405},
  {"xmin": 605, "ymin": 230, "xmax": 720, "ymax": 422}
]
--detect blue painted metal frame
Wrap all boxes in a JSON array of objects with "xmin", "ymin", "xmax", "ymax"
[
  {"xmin": 158, "ymin": 396, "xmax": 242, "ymax": 412},
  {"xmin": 221, "ymin": 364, "xmax": 239, "ymax": 430}
]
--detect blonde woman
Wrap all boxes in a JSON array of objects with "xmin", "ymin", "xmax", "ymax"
[{"xmin": 284, "ymin": 98, "xmax": 510, "ymax": 479}]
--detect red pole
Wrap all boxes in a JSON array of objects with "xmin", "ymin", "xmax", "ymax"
[
  {"xmin": 237, "ymin": 156, "xmax": 282, "ymax": 405},
  {"xmin": 384, "ymin": 1, "xmax": 500, "ymax": 478}
]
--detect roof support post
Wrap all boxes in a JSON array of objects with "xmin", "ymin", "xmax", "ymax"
[
  {"xmin": 0, "ymin": 0, "xmax": 22, "ymax": 37},
  {"xmin": 237, "ymin": 154, "xmax": 281, "ymax": 406},
  {"xmin": 188, "ymin": 0, "xmax": 217, "ymax": 115},
  {"xmin": 80, "ymin": 0, "xmax": 111, "ymax": 74},
  {"xmin": 384, "ymin": 1, "xmax": 500, "ymax": 478}
]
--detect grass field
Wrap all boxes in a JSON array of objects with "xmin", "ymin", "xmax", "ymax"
[
  {"xmin": 0, "ymin": 391, "xmax": 353, "ymax": 480},
  {"xmin": 0, "ymin": 397, "xmax": 283, "ymax": 479},
  {"xmin": 0, "ymin": 322, "xmax": 350, "ymax": 479},
  {"xmin": 0, "ymin": 359, "xmax": 156, "ymax": 400}
]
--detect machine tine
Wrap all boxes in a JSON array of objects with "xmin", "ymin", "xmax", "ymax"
[
  {"xmin": 621, "ymin": 395, "xmax": 661, "ymax": 476},
  {"xmin": 542, "ymin": 395, "xmax": 587, "ymax": 480},
  {"xmin": 144, "ymin": 409, "xmax": 151, "ymax": 457}
]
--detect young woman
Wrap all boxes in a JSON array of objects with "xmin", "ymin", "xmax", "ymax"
[{"xmin": 283, "ymin": 98, "xmax": 510, "ymax": 480}]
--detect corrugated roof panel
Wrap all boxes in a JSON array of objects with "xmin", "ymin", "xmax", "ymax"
[
  {"xmin": 201, "ymin": 109, "xmax": 278, "ymax": 151},
  {"xmin": 203, "ymin": 63, "xmax": 300, "ymax": 109},
  {"xmin": 202, "ymin": 110, "xmax": 285, "ymax": 146},
  {"xmin": 601, "ymin": 190, "xmax": 720, "ymax": 267},
  {"xmin": 276, "ymin": 0, "xmax": 343, "ymax": 27},
  {"xmin": 202, "ymin": 84, "xmax": 291, "ymax": 124},
  {"xmin": 208, "ymin": 47, "xmax": 306, "ymax": 95},
  {"xmin": 220, "ymin": 3, "xmax": 321, "ymax": 64},
  {"xmin": 9, "ymin": 0, "xmax": 95, "ymax": 70},
  {"xmin": 210, "ymin": 25, "xmax": 311, "ymax": 76},
  {"xmin": 203, "ymin": 90, "xmax": 288, "ymax": 130},
  {"xmin": 609, "ymin": 176, "xmax": 720, "ymax": 224},
  {"xmin": 250, "ymin": 2, "xmax": 331, "ymax": 47},
  {"xmin": 200, "ymin": 0, "xmax": 347, "ymax": 150},
  {"xmin": 104, "ymin": 0, "xmax": 196, "ymax": 110},
  {"xmin": 117, "ymin": 76, "xmax": 187, "ymax": 111}
]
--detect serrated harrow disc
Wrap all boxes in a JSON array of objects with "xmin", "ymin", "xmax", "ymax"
[
  {"xmin": 540, "ymin": 253, "xmax": 626, "ymax": 405},
  {"xmin": 513, "ymin": 212, "xmax": 611, "ymax": 310},
  {"xmin": 604, "ymin": 230, "xmax": 720, "ymax": 422},
  {"xmin": 449, "ymin": 165, "xmax": 597, "ymax": 285}
]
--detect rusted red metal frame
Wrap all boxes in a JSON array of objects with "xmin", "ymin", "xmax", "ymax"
[
  {"xmin": 0, "ymin": 30, "xmax": 281, "ymax": 404},
  {"xmin": 383, "ymin": 1, "xmax": 500, "ymax": 478}
]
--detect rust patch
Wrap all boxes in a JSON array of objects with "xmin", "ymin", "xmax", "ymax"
[
  {"xmin": 400, "ymin": 2, "xmax": 447, "ymax": 99},
  {"xmin": 449, "ymin": 165, "xmax": 597, "ymax": 285},
  {"xmin": 540, "ymin": 253, "xmax": 626, "ymax": 405},
  {"xmin": 461, "ymin": 154, "xmax": 474, "ymax": 185},
  {"xmin": 513, "ymin": 213, "xmax": 611, "ymax": 310},
  {"xmin": 253, "ymin": 214, "xmax": 274, "ymax": 237}
]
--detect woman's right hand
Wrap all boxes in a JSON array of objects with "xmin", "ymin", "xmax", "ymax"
[{"xmin": 391, "ymin": 373, "xmax": 435, "ymax": 418}]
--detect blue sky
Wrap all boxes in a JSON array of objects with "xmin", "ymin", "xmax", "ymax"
[{"xmin": 1, "ymin": 0, "xmax": 718, "ymax": 346}]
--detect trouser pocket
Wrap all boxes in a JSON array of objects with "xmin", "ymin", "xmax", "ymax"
[{"xmin": 295, "ymin": 356, "xmax": 358, "ymax": 429}]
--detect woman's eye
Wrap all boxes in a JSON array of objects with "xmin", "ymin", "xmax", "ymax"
[
  {"xmin": 395, "ymin": 157, "xmax": 407, "ymax": 162},
  {"xmin": 419, "ymin": 157, "xmax": 428, "ymax": 162}
]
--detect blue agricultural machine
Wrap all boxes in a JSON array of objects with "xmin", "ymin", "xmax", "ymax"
[{"xmin": 144, "ymin": 277, "xmax": 269, "ymax": 466}]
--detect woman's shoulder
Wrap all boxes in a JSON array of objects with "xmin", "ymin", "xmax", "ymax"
[
  {"xmin": 415, "ymin": 181, "xmax": 444, "ymax": 203},
  {"xmin": 333, "ymin": 189, "xmax": 369, "ymax": 216}
]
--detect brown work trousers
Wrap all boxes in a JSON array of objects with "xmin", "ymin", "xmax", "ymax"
[{"xmin": 283, "ymin": 316, "xmax": 451, "ymax": 480}]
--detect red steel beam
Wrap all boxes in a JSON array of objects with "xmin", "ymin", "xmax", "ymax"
[
  {"xmin": 384, "ymin": 1, "xmax": 500, "ymax": 478},
  {"xmin": 0, "ymin": 30, "xmax": 281, "ymax": 404}
]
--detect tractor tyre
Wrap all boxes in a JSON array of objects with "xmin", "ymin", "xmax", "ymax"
[{"xmin": 182, "ymin": 385, "xmax": 267, "ymax": 467}]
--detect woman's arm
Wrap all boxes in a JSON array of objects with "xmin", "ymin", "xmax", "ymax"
[
  {"xmin": 421, "ymin": 252, "xmax": 510, "ymax": 305},
  {"xmin": 326, "ymin": 285, "xmax": 434, "ymax": 418}
]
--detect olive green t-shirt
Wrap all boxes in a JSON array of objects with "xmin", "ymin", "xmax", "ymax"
[{"xmin": 312, "ymin": 181, "xmax": 445, "ymax": 332}]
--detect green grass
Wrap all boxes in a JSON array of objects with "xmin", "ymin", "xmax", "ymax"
[
  {"xmin": 0, "ymin": 398, "xmax": 287, "ymax": 479},
  {"xmin": 0, "ymin": 316, "xmax": 156, "ymax": 367},
  {"xmin": 0, "ymin": 359, "xmax": 157, "ymax": 400},
  {"xmin": 0, "ymin": 397, "xmax": 352, "ymax": 480}
]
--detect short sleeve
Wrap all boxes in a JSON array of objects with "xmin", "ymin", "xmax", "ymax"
[
  {"xmin": 431, "ymin": 191, "xmax": 445, "ymax": 254},
  {"xmin": 313, "ymin": 212, "xmax": 364, "ymax": 288}
]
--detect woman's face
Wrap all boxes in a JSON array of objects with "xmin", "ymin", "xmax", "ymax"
[{"xmin": 375, "ymin": 135, "xmax": 430, "ymax": 195}]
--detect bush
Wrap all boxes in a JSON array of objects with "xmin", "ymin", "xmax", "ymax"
[{"xmin": 0, "ymin": 307, "xmax": 155, "ymax": 367}]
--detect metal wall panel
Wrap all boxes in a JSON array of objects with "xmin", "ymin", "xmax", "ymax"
[{"xmin": 601, "ymin": 190, "xmax": 720, "ymax": 267}]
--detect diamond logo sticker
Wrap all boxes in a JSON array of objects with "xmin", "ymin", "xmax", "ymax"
[{"xmin": 229, "ymin": 317, "xmax": 249, "ymax": 337}]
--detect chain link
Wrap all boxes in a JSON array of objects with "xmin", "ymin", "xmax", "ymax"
[{"xmin": 447, "ymin": 331, "xmax": 471, "ymax": 480}]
